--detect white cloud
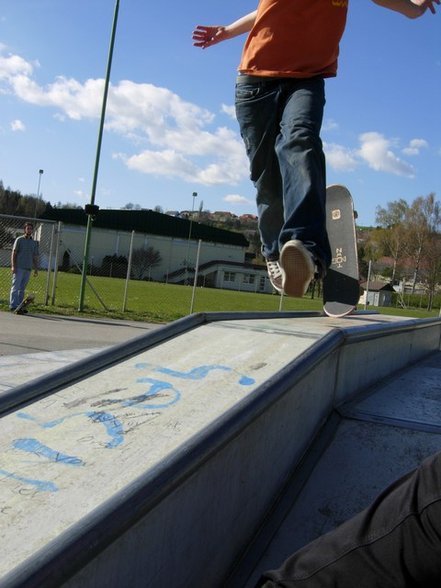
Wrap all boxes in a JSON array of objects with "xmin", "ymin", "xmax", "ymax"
[
  {"xmin": 402, "ymin": 138, "xmax": 428, "ymax": 156},
  {"xmin": 325, "ymin": 133, "xmax": 419, "ymax": 178},
  {"xmin": 10, "ymin": 75, "xmax": 104, "ymax": 119},
  {"xmin": 324, "ymin": 142, "xmax": 358, "ymax": 171},
  {"xmin": 223, "ymin": 194, "xmax": 253, "ymax": 205},
  {"xmin": 0, "ymin": 52, "xmax": 34, "ymax": 81},
  {"xmin": 221, "ymin": 104, "xmax": 236, "ymax": 119},
  {"xmin": 10, "ymin": 119, "xmax": 25, "ymax": 132},
  {"xmin": 122, "ymin": 149, "xmax": 199, "ymax": 182},
  {"xmin": 0, "ymin": 46, "xmax": 249, "ymax": 187},
  {"xmin": 322, "ymin": 118, "xmax": 339, "ymax": 132},
  {"xmin": 1, "ymin": 47, "xmax": 421, "ymax": 188},
  {"xmin": 357, "ymin": 132, "xmax": 415, "ymax": 177}
]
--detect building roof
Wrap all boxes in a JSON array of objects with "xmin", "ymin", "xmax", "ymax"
[
  {"xmin": 360, "ymin": 281, "xmax": 395, "ymax": 292},
  {"xmin": 43, "ymin": 208, "xmax": 249, "ymax": 248}
]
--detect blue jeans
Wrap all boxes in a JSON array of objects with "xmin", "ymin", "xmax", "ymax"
[
  {"xmin": 235, "ymin": 76, "xmax": 331, "ymax": 269},
  {"xmin": 257, "ymin": 451, "xmax": 441, "ymax": 587},
  {"xmin": 10, "ymin": 268, "xmax": 31, "ymax": 309}
]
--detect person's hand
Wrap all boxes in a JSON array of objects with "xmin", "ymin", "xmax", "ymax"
[
  {"xmin": 411, "ymin": 0, "xmax": 440, "ymax": 14},
  {"xmin": 192, "ymin": 25, "xmax": 228, "ymax": 49}
]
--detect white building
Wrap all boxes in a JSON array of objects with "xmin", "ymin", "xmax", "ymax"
[{"xmin": 42, "ymin": 208, "xmax": 275, "ymax": 294}]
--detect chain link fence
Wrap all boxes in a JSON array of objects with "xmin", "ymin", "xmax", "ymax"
[
  {"xmin": 0, "ymin": 214, "xmax": 58, "ymax": 308},
  {"xmin": 0, "ymin": 214, "xmax": 274, "ymax": 315},
  {"xmin": 0, "ymin": 214, "xmax": 192, "ymax": 311}
]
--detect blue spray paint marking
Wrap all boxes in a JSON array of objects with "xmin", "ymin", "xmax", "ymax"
[
  {"xmin": 85, "ymin": 411, "xmax": 124, "ymax": 448},
  {"xmin": 126, "ymin": 379, "xmax": 181, "ymax": 410},
  {"xmin": 12, "ymin": 438, "xmax": 85, "ymax": 466},
  {"xmin": 7, "ymin": 362, "xmax": 255, "ymax": 494},
  {"xmin": 0, "ymin": 468, "xmax": 58, "ymax": 492},
  {"xmin": 17, "ymin": 412, "xmax": 68, "ymax": 429},
  {"xmin": 134, "ymin": 363, "xmax": 255, "ymax": 386},
  {"xmin": 16, "ymin": 411, "xmax": 124, "ymax": 448},
  {"xmin": 9, "ymin": 411, "xmax": 124, "ymax": 492}
]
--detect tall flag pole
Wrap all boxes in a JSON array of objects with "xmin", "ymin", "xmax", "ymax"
[{"xmin": 79, "ymin": 0, "xmax": 120, "ymax": 311}]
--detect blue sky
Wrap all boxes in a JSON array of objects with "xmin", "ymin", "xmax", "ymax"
[{"xmin": 0, "ymin": 1, "xmax": 440, "ymax": 226}]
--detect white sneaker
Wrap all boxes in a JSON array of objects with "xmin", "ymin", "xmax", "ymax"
[
  {"xmin": 279, "ymin": 240, "xmax": 315, "ymax": 297},
  {"xmin": 266, "ymin": 259, "xmax": 283, "ymax": 293}
]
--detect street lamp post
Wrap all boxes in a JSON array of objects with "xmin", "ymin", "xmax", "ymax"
[
  {"xmin": 185, "ymin": 191, "xmax": 198, "ymax": 285},
  {"xmin": 34, "ymin": 169, "xmax": 44, "ymax": 218},
  {"xmin": 78, "ymin": 0, "xmax": 120, "ymax": 311}
]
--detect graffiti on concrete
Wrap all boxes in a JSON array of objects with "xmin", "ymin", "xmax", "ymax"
[{"xmin": 1, "ymin": 361, "xmax": 256, "ymax": 494}]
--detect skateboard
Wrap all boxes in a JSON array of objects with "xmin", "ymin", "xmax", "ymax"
[
  {"xmin": 14, "ymin": 293, "xmax": 35, "ymax": 315},
  {"xmin": 323, "ymin": 185, "xmax": 359, "ymax": 318}
]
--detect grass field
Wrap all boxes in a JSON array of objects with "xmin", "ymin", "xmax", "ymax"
[{"xmin": 0, "ymin": 268, "xmax": 439, "ymax": 323}]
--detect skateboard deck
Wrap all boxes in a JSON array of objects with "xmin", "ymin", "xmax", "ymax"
[
  {"xmin": 323, "ymin": 185, "xmax": 359, "ymax": 318},
  {"xmin": 14, "ymin": 293, "xmax": 35, "ymax": 314}
]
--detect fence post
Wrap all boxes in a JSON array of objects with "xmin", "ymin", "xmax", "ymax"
[
  {"xmin": 51, "ymin": 222, "xmax": 62, "ymax": 305},
  {"xmin": 44, "ymin": 223, "xmax": 56, "ymax": 305},
  {"xmin": 122, "ymin": 230, "xmax": 135, "ymax": 312},
  {"xmin": 364, "ymin": 260, "xmax": 372, "ymax": 310},
  {"xmin": 189, "ymin": 239, "xmax": 202, "ymax": 314}
]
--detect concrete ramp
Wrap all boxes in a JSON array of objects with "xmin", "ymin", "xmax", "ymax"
[{"xmin": 0, "ymin": 311, "xmax": 440, "ymax": 587}]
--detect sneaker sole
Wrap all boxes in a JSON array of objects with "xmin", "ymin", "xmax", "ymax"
[{"xmin": 279, "ymin": 240, "xmax": 315, "ymax": 297}]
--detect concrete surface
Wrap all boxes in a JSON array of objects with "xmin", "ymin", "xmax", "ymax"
[
  {"xmin": 240, "ymin": 350, "xmax": 441, "ymax": 587},
  {"xmin": 0, "ymin": 310, "xmax": 161, "ymax": 392},
  {"xmin": 1, "ymin": 311, "xmax": 440, "ymax": 588},
  {"xmin": 0, "ymin": 310, "xmax": 160, "ymax": 356}
]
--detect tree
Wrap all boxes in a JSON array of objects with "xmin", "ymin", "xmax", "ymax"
[
  {"xmin": 131, "ymin": 246, "xmax": 162, "ymax": 280},
  {"xmin": 422, "ymin": 233, "xmax": 441, "ymax": 310},
  {"xmin": 54, "ymin": 201, "xmax": 83, "ymax": 209},
  {"xmin": 122, "ymin": 202, "xmax": 142, "ymax": 210},
  {"xmin": 374, "ymin": 199, "xmax": 409, "ymax": 283},
  {"xmin": 101, "ymin": 254, "xmax": 128, "ymax": 278},
  {"xmin": 405, "ymin": 193, "xmax": 440, "ymax": 293},
  {"xmin": 0, "ymin": 223, "xmax": 13, "ymax": 249}
]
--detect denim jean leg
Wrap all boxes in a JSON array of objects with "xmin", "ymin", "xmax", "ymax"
[
  {"xmin": 10, "ymin": 268, "xmax": 31, "ymax": 309},
  {"xmin": 276, "ymin": 78, "xmax": 331, "ymax": 268},
  {"xmin": 235, "ymin": 78, "xmax": 284, "ymax": 260}
]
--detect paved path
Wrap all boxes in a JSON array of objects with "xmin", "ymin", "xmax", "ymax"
[{"xmin": 0, "ymin": 310, "xmax": 162, "ymax": 392}]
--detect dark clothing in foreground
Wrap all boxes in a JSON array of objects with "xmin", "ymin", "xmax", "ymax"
[{"xmin": 257, "ymin": 450, "xmax": 441, "ymax": 587}]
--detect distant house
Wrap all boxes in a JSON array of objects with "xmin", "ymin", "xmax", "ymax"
[
  {"xmin": 359, "ymin": 281, "xmax": 395, "ymax": 307},
  {"xmin": 211, "ymin": 211, "xmax": 239, "ymax": 222},
  {"xmin": 239, "ymin": 214, "xmax": 258, "ymax": 223}
]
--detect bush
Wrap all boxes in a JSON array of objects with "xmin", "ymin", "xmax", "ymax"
[{"xmin": 101, "ymin": 255, "xmax": 128, "ymax": 278}]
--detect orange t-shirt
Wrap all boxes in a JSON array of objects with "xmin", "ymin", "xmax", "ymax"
[{"xmin": 239, "ymin": 0, "xmax": 349, "ymax": 78}]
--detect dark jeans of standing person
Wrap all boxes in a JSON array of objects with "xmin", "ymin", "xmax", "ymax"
[
  {"xmin": 235, "ymin": 75, "xmax": 331, "ymax": 273},
  {"xmin": 256, "ymin": 450, "xmax": 441, "ymax": 587}
]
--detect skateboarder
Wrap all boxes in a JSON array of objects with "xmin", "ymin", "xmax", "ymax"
[
  {"xmin": 193, "ymin": 0, "xmax": 439, "ymax": 298},
  {"xmin": 10, "ymin": 222, "xmax": 39, "ymax": 314}
]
